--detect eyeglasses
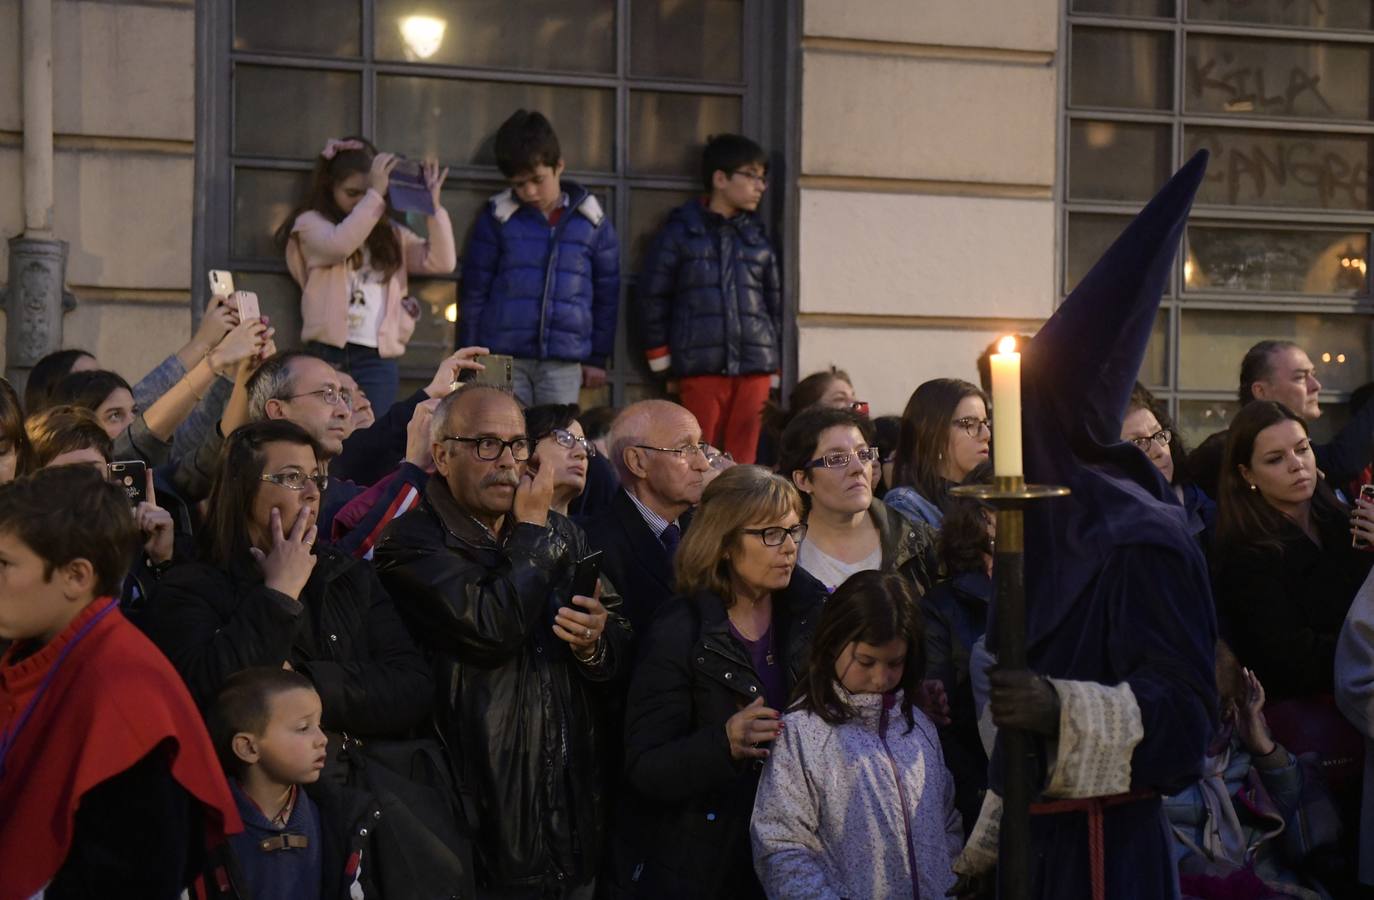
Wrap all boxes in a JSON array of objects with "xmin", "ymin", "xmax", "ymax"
[
  {"xmin": 952, "ymin": 416, "xmax": 992, "ymax": 438},
  {"xmin": 1128, "ymin": 429, "xmax": 1172, "ymax": 452},
  {"xmin": 741, "ymin": 523, "xmax": 808, "ymax": 547},
  {"xmin": 442, "ymin": 435, "xmax": 532, "ymax": 461},
  {"xmin": 260, "ymin": 470, "xmax": 329, "ymax": 492},
  {"xmin": 803, "ymin": 447, "xmax": 881, "ymax": 470},
  {"xmin": 730, "ymin": 169, "xmax": 768, "ymax": 188},
  {"xmin": 537, "ymin": 428, "xmax": 597, "ymax": 457},
  {"xmin": 634, "ymin": 441, "xmax": 710, "ymax": 461},
  {"xmin": 704, "ymin": 447, "xmax": 734, "ymax": 468},
  {"xmin": 850, "ymin": 401, "xmax": 870, "ymax": 417},
  {"xmin": 285, "ymin": 385, "xmax": 353, "ymax": 410}
]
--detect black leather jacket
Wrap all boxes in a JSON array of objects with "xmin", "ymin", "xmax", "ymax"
[{"xmin": 373, "ymin": 477, "xmax": 632, "ymax": 891}]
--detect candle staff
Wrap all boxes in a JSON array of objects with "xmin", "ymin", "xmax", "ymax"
[{"xmin": 951, "ymin": 150, "xmax": 1219, "ymax": 900}]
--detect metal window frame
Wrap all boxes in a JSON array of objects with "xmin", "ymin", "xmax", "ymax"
[
  {"xmin": 194, "ymin": 0, "xmax": 798, "ymax": 404},
  {"xmin": 1059, "ymin": 0, "xmax": 1374, "ymax": 436}
]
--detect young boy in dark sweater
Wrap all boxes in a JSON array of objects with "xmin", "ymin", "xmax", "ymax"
[
  {"xmin": 0, "ymin": 466, "xmax": 238, "ymax": 900},
  {"xmin": 209, "ymin": 667, "xmax": 379, "ymax": 900}
]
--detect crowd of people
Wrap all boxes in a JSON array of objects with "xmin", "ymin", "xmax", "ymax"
[{"xmin": 3, "ymin": 118, "xmax": 1374, "ymax": 900}]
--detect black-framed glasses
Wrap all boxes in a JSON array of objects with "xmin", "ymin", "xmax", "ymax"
[
  {"xmin": 634, "ymin": 441, "xmax": 710, "ymax": 461},
  {"xmin": 260, "ymin": 470, "xmax": 329, "ymax": 492},
  {"xmin": 952, "ymin": 416, "xmax": 992, "ymax": 438},
  {"xmin": 442, "ymin": 435, "xmax": 532, "ymax": 461},
  {"xmin": 730, "ymin": 169, "xmax": 768, "ymax": 188},
  {"xmin": 1128, "ymin": 429, "xmax": 1172, "ymax": 452},
  {"xmin": 285, "ymin": 385, "xmax": 353, "ymax": 410},
  {"xmin": 803, "ymin": 447, "xmax": 881, "ymax": 470},
  {"xmin": 537, "ymin": 428, "xmax": 596, "ymax": 457},
  {"xmin": 741, "ymin": 523, "xmax": 808, "ymax": 547}
]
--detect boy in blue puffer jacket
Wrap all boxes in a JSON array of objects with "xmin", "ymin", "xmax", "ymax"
[
  {"xmin": 460, "ymin": 110, "xmax": 620, "ymax": 406},
  {"xmin": 637, "ymin": 133, "xmax": 782, "ymax": 465}
]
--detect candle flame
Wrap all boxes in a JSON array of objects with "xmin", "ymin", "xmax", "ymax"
[{"xmin": 997, "ymin": 336, "xmax": 1017, "ymax": 355}]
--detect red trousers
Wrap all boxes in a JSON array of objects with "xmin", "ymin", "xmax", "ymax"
[{"xmin": 678, "ymin": 374, "xmax": 771, "ymax": 465}]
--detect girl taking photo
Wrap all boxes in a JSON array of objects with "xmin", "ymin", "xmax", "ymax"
[{"xmin": 280, "ymin": 136, "xmax": 457, "ymax": 413}]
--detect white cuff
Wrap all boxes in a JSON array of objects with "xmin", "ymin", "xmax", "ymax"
[
  {"xmin": 1044, "ymin": 679, "xmax": 1144, "ymax": 799},
  {"xmin": 954, "ymin": 790, "xmax": 1002, "ymax": 877},
  {"xmin": 647, "ymin": 354, "xmax": 671, "ymax": 373}
]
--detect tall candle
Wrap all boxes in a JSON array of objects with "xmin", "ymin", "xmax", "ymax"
[{"xmin": 990, "ymin": 336, "xmax": 1023, "ymax": 478}]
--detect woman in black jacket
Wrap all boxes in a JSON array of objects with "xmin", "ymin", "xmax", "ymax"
[
  {"xmin": 1214, "ymin": 401, "xmax": 1374, "ymax": 701},
  {"xmin": 613, "ymin": 465, "xmax": 827, "ymax": 899},
  {"xmin": 142, "ymin": 420, "xmax": 432, "ymax": 741}
]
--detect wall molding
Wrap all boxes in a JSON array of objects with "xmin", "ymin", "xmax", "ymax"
[
  {"xmin": 802, "ymin": 35, "xmax": 1054, "ymax": 67},
  {"xmin": 799, "ymin": 312, "xmax": 1047, "ymax": 331},
  {"xmin": 800, "ymin": 174, "xmax": 1051, "ymax": 200},
  {"xmin": 0, "ymin": 132, "xmax": 193, "ymax": 156},
  {"xmin": 69, "ymin": 286, "xmax": 191, "ymax": 304}
]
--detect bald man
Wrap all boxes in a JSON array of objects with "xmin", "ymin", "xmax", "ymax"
[
  {"xmin": 373, "ymin": 384, "xmax": 631, "ymax": 898},
  {"xmin": 585, "ymin": 400, "xmax": 711, "ymax": 634}
]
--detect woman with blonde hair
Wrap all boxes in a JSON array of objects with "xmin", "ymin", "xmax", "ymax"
[{"xmin": 611, "ymin": 465, "xmax": 828, "ymax": 899}]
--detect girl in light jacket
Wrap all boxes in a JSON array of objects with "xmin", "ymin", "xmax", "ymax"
[
  {"xmin": 751, "ymin": 570, "xmax": 962, "ymax": 899},
  {"xmin": 279, "ymin": 136, "xmax": 457, "ymax": 413}
]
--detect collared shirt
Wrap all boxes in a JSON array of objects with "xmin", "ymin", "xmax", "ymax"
[{"xmin": 625, "ymin": 488, "xmax": 675, "ymax": 541}]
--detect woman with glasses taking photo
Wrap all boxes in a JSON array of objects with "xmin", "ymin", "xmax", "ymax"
[
  {"xmin": 886, "ymin": 379, "xmax": 991, "ymax": 529},
  {"xmin": 777, "ymin": 406, "xmax": 938, "ymax": 596},
  {"xmin": 142, "ymin": 420, "xmax": 432, "ymax": 746},
  {"xmin": 611, "ymin": 465, "xmax": 827, "ymax": 899}
]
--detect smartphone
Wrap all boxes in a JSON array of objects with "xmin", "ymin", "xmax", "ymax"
[
  {"xmin": 231, "ymin": 290, "xmax": 261, "ymax": 321},
  {"xmin": 1355, "ymin": 483, "xmax": 1374, "ymax": 549},
  {"xmin": 107, "ymin": 460, "xmax": 148, "ymax": 506},
  {"xmin": 571, "ymin": 551, "xmax": 603, "ymax": 599},
  {"xmin": 208, "ymin": 270, "xmax": 235, "ymax": 300},
  {"xmin": 459, "ymin": 354, "xmax": 514, "ymax": 388},
  {"xmin": 388, "ymin": 156, "xmax": 436, "ymax": 216}
]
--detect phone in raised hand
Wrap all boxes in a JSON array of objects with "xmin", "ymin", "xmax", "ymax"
[
  {"xmin": 1354, "ymin": 483, "xmax": 1374, "ymax": 549},
  {"xmin": 231, "ymin": 290, "xmax": 261, "ymax": 322},
  {"xmin": 208, "ymin": 270, "xmax": 235, "ymax": 300},
  {"xmin": 107, "ymin": 460, "xmax": 148, "ymax": 506}
]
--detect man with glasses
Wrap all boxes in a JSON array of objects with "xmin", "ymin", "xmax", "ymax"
[
  {"xmin": 586, "ymin": 400, "xmax": 712, "ymax": 637},
  {"xmin": 638, "ymin": 133, "xmax": 782, "ymax": 465},
  {"xmin": 246, "ymin": 351, "xmax": 434, "ymax": 548},
  {"xmin": 373, "ymin": 383, "xmax": 631, "ymax": 900}
]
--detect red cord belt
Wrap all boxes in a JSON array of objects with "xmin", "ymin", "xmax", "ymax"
[{"xmin": 1029, "ymin": 789, "xmax": 1156, "ymax": 900}]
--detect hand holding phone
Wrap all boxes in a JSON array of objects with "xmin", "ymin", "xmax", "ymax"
[
  {"xmin": 1353, "ymin": 483, "xmax": 1374, "ymax": 549},
  {"xmin": 571, "ymin": 551, "xmax": 603, "ymax": 600},
  {"xmin": 459, "ymin": 354, "xmax": 514, "ymax": 388},
  {"xmin": 208, "ymin": 270, "xmax": 234, "ymax": 300},
  {"xmin": 108, "ymin": 460, "xmax": 149, "ymax": 506},
  {"xmin": 231, "ymin": 290, "xmax": 261, "ymax": 322}
]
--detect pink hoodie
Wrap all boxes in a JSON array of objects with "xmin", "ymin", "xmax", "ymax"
[{"xmin": 286, "ymin": 188, "xmax": 457, "ymax": 359}]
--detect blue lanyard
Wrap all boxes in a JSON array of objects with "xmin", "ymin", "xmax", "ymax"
[{"xmin": 0, "ymin": 598, "xmax": 119, "ymax": 779}]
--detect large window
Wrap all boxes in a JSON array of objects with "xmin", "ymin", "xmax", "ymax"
[
  {"xmin": 1064, "ymin": 0, "xmax": 1374, "ymax": 444},
  {"xmin": 196, "ymin": 0, "xmax": 790, "ymax": 405}
]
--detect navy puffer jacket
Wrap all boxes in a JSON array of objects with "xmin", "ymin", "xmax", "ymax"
[
  {"xmin": 637, "ymin": 200, "xmax": 782, "ymax": 378},
  {"xmin": 459, "ymin": 180, "xmax": 620, "ymax": 367}
]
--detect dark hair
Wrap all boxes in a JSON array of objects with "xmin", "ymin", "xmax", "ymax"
[
  {"xmin": 872, "ymin": 415, "xmax": 901, "ymax": 497},
  {"xmin": 893, "ymin": 379, "xmax": 989, "ymax": 508},
  {"xmin": 975, "ymin": 335, "xmax": 1034, "ymax": 395},
  {"xmin": 1238, "ymin": 340, "xmax": 1300, "ymax": 405},
  {"xmin": 524, "ymin": 403, "xmax": 581, "ymax": 442},
  {"xmin": 793, "ymin": 571, "xmax": 925, "ymax": 730},
  {"xmin": 578, "ymin": 405, "xmax": 619, "ymax": 442},
  {"xmin": 202, "ymin": 421, "xmax": 323, "ymax": 567},
  {"xmin": 1351, "ymin": 382, "xmax": 1374, "ymax": 419},
  {"xmin": 1127, "ymin": 382, "xmax": 1192, "ymax": 486},
  {"xmin": 938, "ymin": 463, "xmax": 994, "ymax": 575},
  {"xmin": 1215, "ymin": 400, "xmax": 1345, "ymax": 554},
  {"xmin": 494, "ymin": 110, "xmax": 562, "ymax": 178},
  {"xmin": 208, "ymin": 667, "xmax": 318, "ymax": 778},
  {"xmin": 763, "ymin": 368, "xmax": 854, "ymax": 437},
  {"xmin": 275, "ymin": 135, "xmax": 402, "ymax": 280},
  {"xmin": 24, "ymin": 405, "xmax": 113, "ymax": 472},
  {"xmin": 0, "ymin": 465, "xmax": 140, "ymax": 597},
  {"xmin": 777, "ymin": 406, "xmax": 874, "ymax": 493},
  {"xmin": 701, "ymin": 133, "xmax": 767, "ymax": 194},
  {"xmin": 0, "ymin": 378, "xmax": 31, "ymax": 477},
  {"xmin": 48, "ymin": 370, "xmax": 134, "ymax": 416},
  {"xmin": 24, "ymin": 349, "xmax": 96, "ymax": 413}
]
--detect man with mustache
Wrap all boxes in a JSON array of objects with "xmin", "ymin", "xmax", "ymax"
[{"xmin": 373, "ymin": 383, "xmax": 632, "ymax": 900}]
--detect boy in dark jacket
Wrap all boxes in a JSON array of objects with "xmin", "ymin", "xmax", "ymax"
[
  {"xmin": 460, "ymin": 109, "xmax": 620, "ymax": 407},
  {"xmin": 638, "ymin": 133, "xmax": 782, "ymax": 465},
  {"xmin": 208, "ymin": 667, "xmax": 378, "ymax": 900}
]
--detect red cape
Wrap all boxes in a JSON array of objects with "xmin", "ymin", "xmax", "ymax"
[{"xmin": 0, "ymin": 599, "xmax": 242, "ymax": 900}]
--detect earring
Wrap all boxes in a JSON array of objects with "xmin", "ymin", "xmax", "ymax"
[{"xmin": 1248, "ymin": 482, "xmax": 1258, "ymax": 492}]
